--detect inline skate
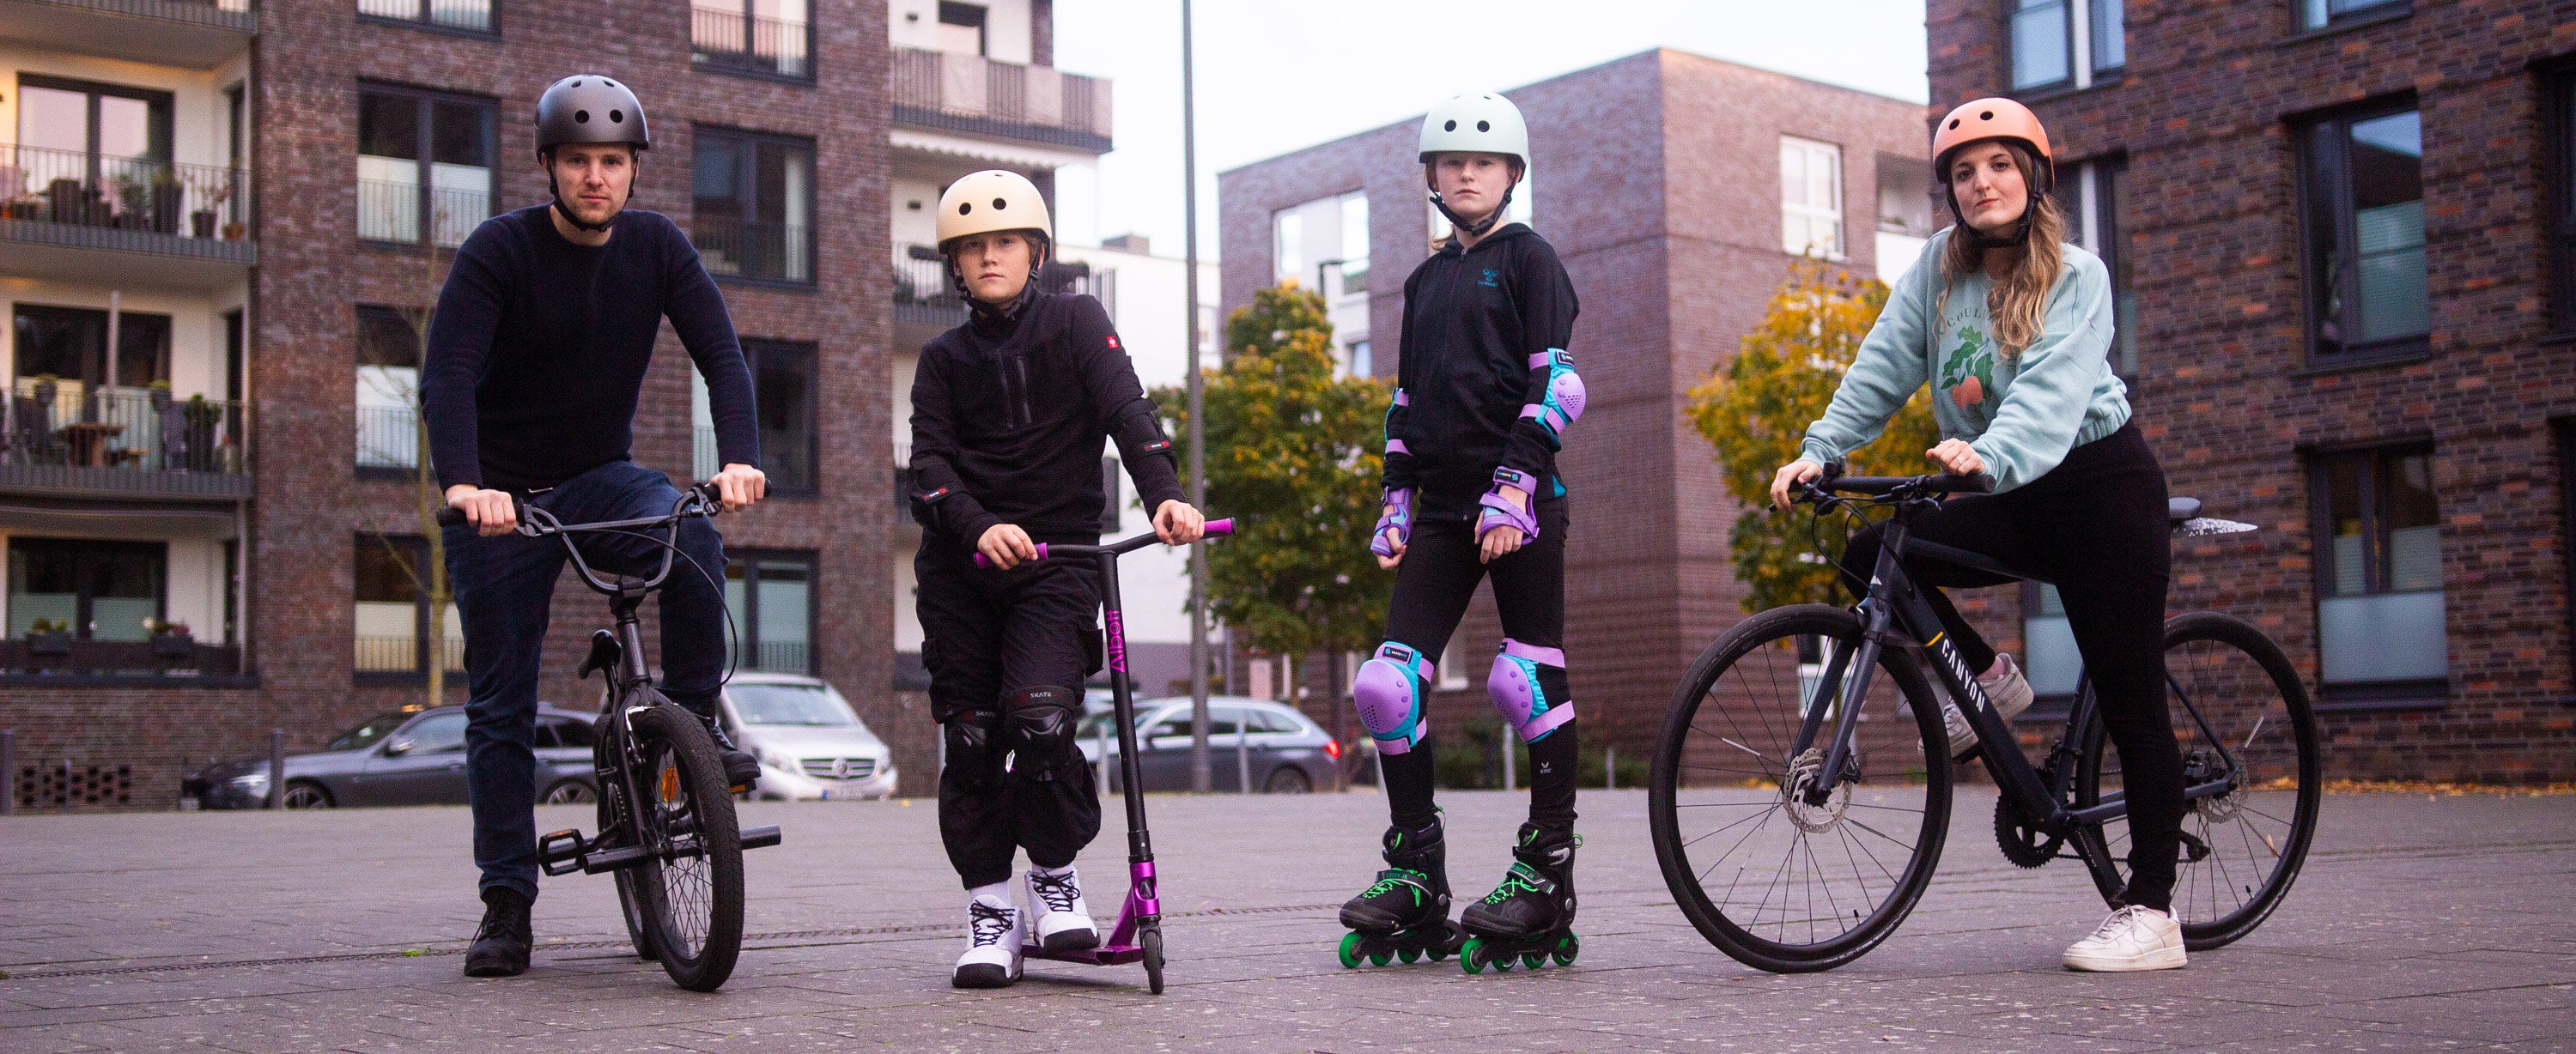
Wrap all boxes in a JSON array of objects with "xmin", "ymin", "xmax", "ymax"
[
  {"xmin": 1337, "ymin": 817, "xmax": 1464, "ymax": 967},
  {"xmin": 1458, "ymin": 822, "xmax": 1579, "ymax": 972}
]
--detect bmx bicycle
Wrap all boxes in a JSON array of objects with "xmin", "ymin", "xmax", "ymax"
[
  {"xmin": 1647, "ymin": 468, "xmax": 2319, "ymax": 972},
  {"xmin": 439, "ymin": 482, "xmax": 782, "ymax": 991}
]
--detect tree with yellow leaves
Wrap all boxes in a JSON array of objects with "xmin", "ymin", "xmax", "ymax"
[{"xmin": 1686, "ymin": 259, "xmax": 1942, "ymax": 613}]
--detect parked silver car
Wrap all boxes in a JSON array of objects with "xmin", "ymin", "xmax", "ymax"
[
  {"xmin": 1074, "ymin": 696, "xmax": 1340, "ymax": 793},
  {"xmin": 718, "ymin": 673, "xmax": 898, "ymax": 801},
  {"xmin": 184, "ymin": 706, "xmax": 600, "ymax": 809}
]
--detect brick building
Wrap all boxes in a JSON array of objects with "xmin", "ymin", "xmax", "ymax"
[
  {"xmin": 1218, "ymin": 50, "xmax": 1932, "ymax": 766},
  {"xmin": 1929, "ymin": 0, "xmax": 2576, "ymax": 780},
  {"xmin": 0, "ymin": 0, "xmax": 920, "ymax": 808}
]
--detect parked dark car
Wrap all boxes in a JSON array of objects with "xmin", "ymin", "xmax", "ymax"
[
  {"xmin": 1074, "ymin": 696, "xmax": 1341, "ymax": 793},
  {"xmin": 184, "ymin": 705, "xmax": 599, "ymax": 809}
]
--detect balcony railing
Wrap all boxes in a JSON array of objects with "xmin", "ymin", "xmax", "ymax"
[
  {"xmin": 356, "ymin": 0, "xmax": 494, "ymax": 33},
  {"xmin": 890, "ymin": 48, "xmax": 1113, "ymax": 152},
  {"xmin": 692, "ymin": 8, "xmax": 811, "ymax": 80},
  {"xmin": 694, "ymin": 216, "xmax": 811, "ymax": 283},
  {"xmin": 354, "ymin": 633, "xmax": 463, "ymax": 674},
  {"xmin": 894, "ymin": 245, "xmax": 1113, "ymax": 324},
  {"xmin": 3, "ymin": 388, "xmax": 247, "ymax": 482},
  {"xmin": 357, "ymin": 404, "xmax": 422, "ymax": 472},
  {"xmin": 357, "ymin": 178, "xmax": 490, "ymax": 249},
  {"xmin": 0, "ymin": 144, "xmax": 247, "ymax": 241},
  {"xmin": 741, "ymin": 639, "xmax": 809, "ymax": 675},
  {"xmin": 0, "ymin": 637, "xmax": 244, "ymax": 681}
]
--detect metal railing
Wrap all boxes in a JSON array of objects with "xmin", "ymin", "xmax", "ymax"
[
  {"xmin": 356, "ymin": 177, "xmax": 491, "ymax": 248},
  {"xmin": 890, "ymin": 48, "xmax": 1112, "ymax": 149},
  {"xmin": 356, "ymin": 0, "xmax": 492, "ymax": 33},
  {"xmin": 742, "ymin": 639, "xmax": 809, "ymax": 675},
  {"xmin": 893, "ymin": 245, "xmax": 1114, "ymax": 322},
  {"xmin": 2, "ymin": 388, "xmax": 246, "ymax": 474},
  {"xmin": 694, "ymin": 216, "xmax": 811, "ymax": 283},
  {"xmin": 356, "ymin": 404, "xmax": 421, "ymax": 471},
  {"xmin": 354, "ymin": 633, "xmax": 462, "ymax": 674},
  {"xmin": 691, "ymin": 8, "xmax": 811, "ymax": 79},
  {"xmin": 0, "ymin": 144, "xmax": 247, "ymax": 239},
  {"xmin": 694, "ymin": 425, "xmax": 720, "ymax": 484}
]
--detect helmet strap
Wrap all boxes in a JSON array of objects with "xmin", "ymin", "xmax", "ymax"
[
  {"xmin": 949, "ymin": 234, "xmax": 1051, "ymax": 319},
  {"xmin": 1427, "ymin": 165, "xmax": 1521, "ymax": 241}
]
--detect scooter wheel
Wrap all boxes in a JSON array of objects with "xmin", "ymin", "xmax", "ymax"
[
  {"xmin": 1336, "ymin": 931, "xmax": 1364, "ymax": 969},
  {"xmin": 1143, "ymin": 929, "xmax": 1165, "ymax": 995}
]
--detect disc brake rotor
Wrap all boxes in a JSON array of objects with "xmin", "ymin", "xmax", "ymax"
[{"xmin": 1782, "ymin": 747, "xmax": 1855, "ymax": 833}]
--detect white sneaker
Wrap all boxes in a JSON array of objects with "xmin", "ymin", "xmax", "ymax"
[
  {"xmin": 1024, "ymin": 864, "xmax": 1099, "ymax": 952},
  {"xmin": 1941, "ymin": 654, "xmax": 2037, "ymax": 760},
  {"xmin": 951, "ymin": 894, "xmax": 1023, "ymax": 988},
  {"xmin": 2063, "ymin": 905, "xmax": 2186, "ymax": 972}
]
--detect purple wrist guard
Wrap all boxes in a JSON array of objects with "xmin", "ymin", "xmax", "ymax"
[
  {"xmin": 1477, "ymin": 468, "xmax": 1540, "ymax": 542},
  {"xmin": 1370, "ymin": 488, "xmax": 1415, "ymax": 557}
]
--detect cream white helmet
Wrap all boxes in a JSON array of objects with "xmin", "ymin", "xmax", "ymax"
[
  {"xmin": 1418, "ymin": 92, "xmax": 1528, "ymax": 168},
  {"xmin": 936, "ymin": 169, "xmax": 1053, "ymax": 250}
]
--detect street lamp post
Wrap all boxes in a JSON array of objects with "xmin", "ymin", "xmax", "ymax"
[{"xmin": 1181, "ymin": 0, "xmax": 1212, "ymax": 794}]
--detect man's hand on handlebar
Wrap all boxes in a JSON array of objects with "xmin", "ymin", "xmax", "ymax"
[
  {"xmin": 1770, "ymin": 460, "xmax": 1826, "ymax": 512},
  {"xmin": 1152, "ymin": 500, "xmax": 1206, "ymax": 546},
  {"xmin": 445, "ymin": 484, "xmax": 519, "ymax": 536},
  {"xmin": 977, "ymin": 523, "xmax": 1039, "ymax": 570},
  {"xmin": 709, "ymin": 463, "xmax": 767, "ymax": 513},
  {"xmin": 1925, "ymin": 439, "xmax": 1987, "ymax": 478}
]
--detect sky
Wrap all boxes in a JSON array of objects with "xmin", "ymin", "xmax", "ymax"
[{"xmin": 1048, "ymin": 0, "xmax": 1932, "ymax": 254}]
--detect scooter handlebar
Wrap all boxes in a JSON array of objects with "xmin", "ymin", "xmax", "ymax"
[{"xmin": 971, "ymin": 516, "xmax": 1238, "ymax": 568}]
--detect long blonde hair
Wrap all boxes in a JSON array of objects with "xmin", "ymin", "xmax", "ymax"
[{"xmin": 1933, "ymin": 142, "xmax": 2066, "ymax": 361}]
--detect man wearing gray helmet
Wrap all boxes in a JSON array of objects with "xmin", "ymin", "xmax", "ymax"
[{"xmin": 422, "ymin": 74, "xmax": 769, "ymax": 978}]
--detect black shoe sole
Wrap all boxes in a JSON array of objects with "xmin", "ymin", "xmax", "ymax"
[
  {"xmin": 463, "ymin": 954, "xmax": 529, "ymax": 978},
  {"xmin": 1040, "ymin": 926, "xmax": 1101, "ymax": 953},
  {"xmin": 951, "ymin": 963, "xmax": 1018, "ymax": 988}
]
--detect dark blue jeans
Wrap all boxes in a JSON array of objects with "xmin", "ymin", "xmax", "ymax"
[{"xmin": 442, "ymin": 460, "xmax": 730, "ymax": 900}]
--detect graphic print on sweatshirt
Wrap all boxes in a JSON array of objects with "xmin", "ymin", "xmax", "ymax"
[{"xmin": 1933, "ymin": 290, "xmax": 2002, "ymax": 426}]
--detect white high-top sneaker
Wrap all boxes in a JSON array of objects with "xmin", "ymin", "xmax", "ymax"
[
  {"xmin": 1941, "ymin": 654, "xmax": 2038, "ymax": 760},
  {"xmin": 951, "ymin": 893, "xmax": 1023, "ymax": 988},
  {"xmin": 1024, "ymin": 864, "xmax": 1099, "ymax": 952},
  {"xmin": 2062, "ymin": 905, "xmax": 2186, "ymax": 972}
]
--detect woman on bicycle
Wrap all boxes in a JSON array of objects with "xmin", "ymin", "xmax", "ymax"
[
  {"xmin": 1768, "ymin": 98, "xmax": 2188, "ymax": 972},
  {"xmin": 1340, "ymin": 91, "xmax": 1589, "ymax": 971},
  {"xmin": 908, "ymin": 169, "xmax": 1205, "ymax": 988}
]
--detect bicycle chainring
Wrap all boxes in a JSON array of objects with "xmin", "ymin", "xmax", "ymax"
[{"xmin": 1994, "ymin": 764, "xmax": 2063, "ymax": 869}]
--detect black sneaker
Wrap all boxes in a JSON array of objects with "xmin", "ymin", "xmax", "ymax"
[
  {"xmin": 463, "ymin": 887, "xmax": 533, "ymax": 978},
  {"xmin": 701, "ymin": 718, "xmax": 761, "ymax": 793}
]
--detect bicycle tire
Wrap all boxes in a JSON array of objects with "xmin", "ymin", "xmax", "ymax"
[
  {"xmin": 2070, "ymin": 611, "xmax": 2320, "ymax": 950},
  {"xmin": 629, "ymin": 702, "xmax": 746, "ymax": 991},
  {"xmin": 1649, "ymin": 604, "xmax": 1953, "ymax": 973},
  {"xmin": 592, "ymin": 708, "xmax": 660, "ymax": 962}
]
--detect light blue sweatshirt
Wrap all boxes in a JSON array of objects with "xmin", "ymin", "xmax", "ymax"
[{"xmin": 1798, "ymin": 227, "xmax": 2130, "ymax": 494}]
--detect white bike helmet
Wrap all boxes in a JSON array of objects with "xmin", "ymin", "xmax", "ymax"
[
  {"xmin": 936, "ymin": 169, "xmax": 1053, "ymax": 251},
  {"xmin": 1419, "ymin": 92, "xmax": 1528, "ymax": 238}
]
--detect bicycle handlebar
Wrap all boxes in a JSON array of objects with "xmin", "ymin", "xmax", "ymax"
[
  {"xmin": 1796, "ymin": 464, "xmax": 1994, "ymax": 506},
  {"xmin": 972, "ymin": 517, "xmax": 1236, "ymax": 569},
  {"xmin": 435, "ymin": 481, "xmax": 726, "ymax": 534}
]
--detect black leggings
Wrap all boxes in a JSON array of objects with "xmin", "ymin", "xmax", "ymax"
[
  {"xmin": 1838, "ymin": 422, "xmax": 2184, "ymax": 912},
  {"xmin": 1377, "ymin": 498, "xmax": 1578, "ymax": 833}
]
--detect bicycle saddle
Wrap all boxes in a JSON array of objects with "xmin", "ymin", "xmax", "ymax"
[{"xmin": 2167, "ymin": 497, "xmax": 2202, "ymax": 524}]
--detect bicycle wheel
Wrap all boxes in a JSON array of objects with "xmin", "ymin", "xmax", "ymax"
[
  {"xmin": 2072, "ymin": 611, "xmax": 2320, "ymax": 949},
  {"xmin": 1649, "ymin": 604, "xmax": 1953, "ymax": 973},
  {"xmin": 593, "ymin": 709, "xmax": 660, "ymax": 962},
  {"xmin": 630, "ymin": 702, "xmax": 745, "ymax": 990}
]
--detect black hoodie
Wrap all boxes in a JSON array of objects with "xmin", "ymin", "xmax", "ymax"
[
  {"xmin": 1382, "ymin": 223, "xmax": 1581, "ymax": 518},
  {"xmin": 908, "ymin": 290, "xmax": 1185, "ymax": 546}
]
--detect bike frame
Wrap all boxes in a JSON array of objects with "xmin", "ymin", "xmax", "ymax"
[{"xmin": 1789, "ymin": 496, "xmax": 2243, "ymax": 882}]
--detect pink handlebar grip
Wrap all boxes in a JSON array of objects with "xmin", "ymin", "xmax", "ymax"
[
  {"xmin": 971, "ymin": 542, "xmax": 1050, "ymax": 569},
  {"xmin": 1203, "ymin": 518, "xmax": 1234, "ymax": 537}
]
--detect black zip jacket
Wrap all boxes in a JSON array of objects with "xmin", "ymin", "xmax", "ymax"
[
  {"xmin": 422, "ymin": 205, "xmax": 758, "ymax": 494},
  {"xmin": 1382, "ymin": 223, "xmax": 1581, "ymax": 518},
  {"xmin": 908, "ymin": 290, "xmax": 1185, "ymax": 546}
]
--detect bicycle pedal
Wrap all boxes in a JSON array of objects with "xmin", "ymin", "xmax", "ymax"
[
  {"xmin": 538, "ymin": 828, "xmax": 592, "ymax": 877},
  {"xmin": 2179, "ymin": 832, "xmax": 2212, "ymax": 863}
]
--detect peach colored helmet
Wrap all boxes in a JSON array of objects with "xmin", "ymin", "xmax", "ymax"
[{"xmin": 1933, "ymin": 97, "xmax": 2054, "ymax": 193}]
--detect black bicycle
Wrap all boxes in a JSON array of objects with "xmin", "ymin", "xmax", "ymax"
[
  {"xmin": 438, "ymin": 482, "xmax": 781, "ymax": 991},
  {"xmin": 1648, "ymin": 468, "xmax": 2319, "ymax": 972}
]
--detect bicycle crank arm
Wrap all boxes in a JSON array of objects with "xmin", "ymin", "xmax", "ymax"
[{"xmin": 741, "ymin": 825, "xmax": 782, "ymax": 851}]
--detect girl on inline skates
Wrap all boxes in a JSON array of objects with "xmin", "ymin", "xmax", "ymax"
[
  {"xmin": 1771, "ymin": 99, "xmax": 2190, "ymax": 972},
  {"xmin": 1340, "ymin": 91, "xmax": 1589, "ymax": 974},
  {"xmin": 908, "ymin": 170, "xmax": 1206, "ymax": 988}
]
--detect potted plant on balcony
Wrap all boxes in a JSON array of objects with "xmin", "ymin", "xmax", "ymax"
[
  {"xmin": 181, "ymin": 393, "xmax": 224, "ymax": 471},
  {"xmin": 27, "ymin": 619, "xmax": 72, "ymax": 657},
  {"xmin": 148, "ymin": 618, "xmax": 196, "ymax": 659},
  {"xmin": 194, "ymin": 179, "xmax": 232, "ymax": 239},
  {"xmin": 150, "ymin": 172, "xmax": 185, "ymax": 234}
]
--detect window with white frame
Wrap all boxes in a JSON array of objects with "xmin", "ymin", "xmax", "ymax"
[
  {"xmin": 1273, "ymin": 191, "xmax": 1375, "ymax": 375},
  {"xmin": 1780, "ymin": 136, "xmax": 1843, "ymax": 258},
  {"xmin": 2054, "ymin": 157, "xmax": 2138, "ymax": 375},
  {"xmin": 2011, "ymin": 0, "xmax": 2125, "ymax": 94}
]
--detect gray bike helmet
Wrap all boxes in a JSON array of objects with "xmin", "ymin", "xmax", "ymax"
[{"xmin": 534, "ymin": 75, "xmax": 649, "ymax": 233}]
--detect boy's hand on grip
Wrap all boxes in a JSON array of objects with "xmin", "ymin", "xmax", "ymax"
[
  {"xmin": 1153, "ymin": 500, "xmax": 1205, "ymax": 545},
  {"xmin": 977, "ymin": 523, "xmax": 1038, "ymax": 570}
]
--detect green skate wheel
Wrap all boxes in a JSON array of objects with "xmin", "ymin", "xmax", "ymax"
[
  {"xmin": 1337, "ymin": 931, "xmax": 1363, "ymax": 969},
  {"xmin": 1522, "ymin": 949, "xmax": 1546, "ymax": 969},
  {"xmin": 1552, "ymin": 933, "xmax": 1580, "ymax": 966},
  {"xmin": 1398, "ymin": 947, "xmax": 1420, "ymax": 964},
  {"xmin": 1369, "ymin": 948, "xmax": 1391, "ymax": 966},
  {"xmin": 1459, "ymin": 937, "xmax": 1486, "ymax": 974}
]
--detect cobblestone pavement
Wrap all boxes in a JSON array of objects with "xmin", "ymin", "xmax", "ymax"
[{"xmin": 3, "ymin": 788, "xmax": 2572, "ymax": 1051}]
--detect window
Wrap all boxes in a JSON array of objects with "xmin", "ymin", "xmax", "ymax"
[
  {"xmin": 692, "ymin": 0, "xmax": 812, "ymax": 80},
  {"xmin": 2021, "ymin": 583, "xmax": 2083, "ymax": 702},
  {"xmin": 2311, "ymin": 445, "xmax": 2446, "ymax": 706},
  {"xmin": 2549, "ymin": 68, "xmax": 2576, "ymax": 336},
  {"xmin": 12, "ymin": 76, "xmax": 192, "ymax": 236},
  {"xmin": 12, "ymin": 305, "xmax": 171, "ymax": 457},
  {"xmin": 1273, "ymin": 190, "xmax": 1372, "ymax": 371},
  {"xmin": 693, "ymin": 128, "xmax": 814, "ymax": 284},
  {"xmin": 353, "ymin": 536, "xmax": 462, "ymax": 681},
  {"xmin": 356, "ymin": 0, "xmax": 495, "ymax": 34},
  {"xmin": 17, "ymin": 75, "xmax": 173, "ymax": 167},
  {"xmin": 7, "ymin": 539, "xmax": 162, "ymax": 641},
  {"xmin": 726, "ymin": 552, "xmax": 814, "ymax": 674},
  {"xmin": 2298, "ymin": 0, "xmax": 2404, "ymax": 33},
  {"xmin": 691, "ymin": 340, "xmax": 817, "ymax": 492},
  {"xmin": 1781, "ymin": 136, "xmax": 1844, "ymax": 258},
  {"xmin": 2010, "ymin": 0, "xmax": 2124, "ymax": 93},
  {"xmin": 357, "ymin": 86, "xmax": 495, "ymax": 248},
  {"xmin": 393, "ymin": 712, "xmax": 469, "ymax": 754},
  {"xmin": 1339, "ymin": 193, "xmax": 1370, "ymax": 295},
  {"xmin": 355, "ymin": 306, "xmax": 422, "ymax": 473},
  {"xmin": 1437, "ymin": 637, "xmax": 1470, "ymax": 691},
  {"xmin": 2055, "ymin": 157, "xmax": 2138, "ymax": 375},
  {"xmin": 2299, "ymin": 104, "xmax": 2427, "ymax": 363},
  {"xmin": 1874, "ymin": 154, "xmax": 1939, "ymax": 283},
  {"xmin": 1347, "ymin": 339, "xmax": 1372, "ymax": 378},
  {"xmin": 936, "ymin": 2, "xmax": 987, "ymax": 56}
]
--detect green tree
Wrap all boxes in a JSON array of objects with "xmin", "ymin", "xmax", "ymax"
[
  {"xmin": 1157, "ymin": 281, "xmax": 1392, "ymax": 723},
  {"xmin": 1686, "ymin": 258, "xmax": 1943, "ymax": 613}
]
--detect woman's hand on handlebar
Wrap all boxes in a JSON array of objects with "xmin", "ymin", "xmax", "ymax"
[
  {"xmin": 1770, "ymin": 460, "xmax": 1825, "ymax": 512},
  {"xmin": 709, "ymin": 463, "xmax": 768, "ymax": 512},
  {"xmin": 1152, "ymin": 500, "xmax": 1206, "ymax": 546},
  {"xmin": 1925, "ymin": 439, "xmax": 1987, "ymax": 478},
  {"xmin": 977, "ymin": 523, "xmax": 1039, "ymax": 570},
  {"xmin": 445, "ymin": 484, "xmax": 519, "ymax": 536}
]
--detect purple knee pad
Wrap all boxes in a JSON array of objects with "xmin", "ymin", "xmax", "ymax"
[
  {"xmin": 1353, "ymin": 641, "xmax": 1431, "ymax": 755},
  {"xmin": 1487, "ymin": 639, "xmax": 1574, "ymax": 743}
]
